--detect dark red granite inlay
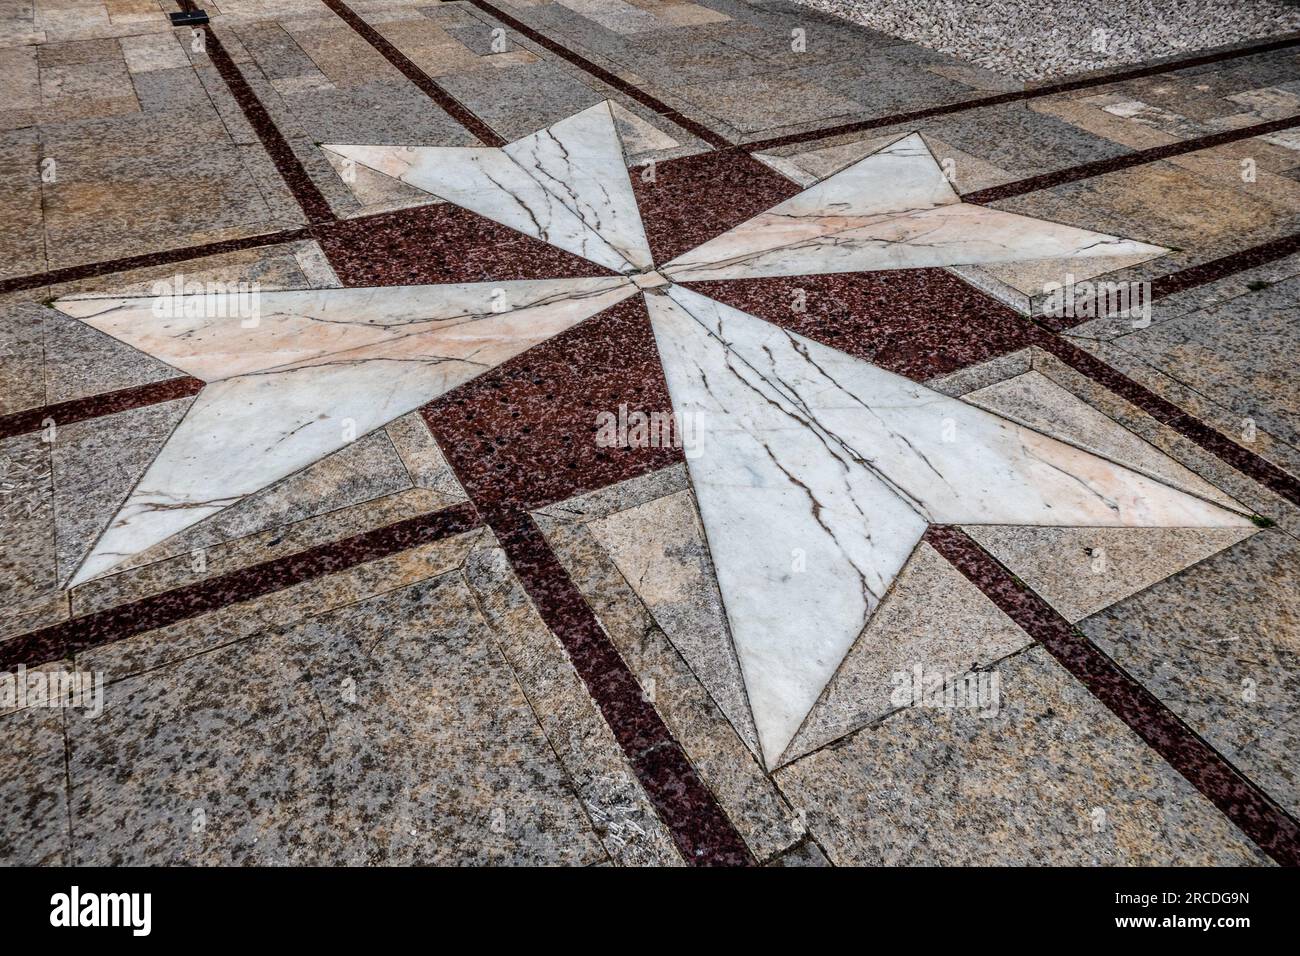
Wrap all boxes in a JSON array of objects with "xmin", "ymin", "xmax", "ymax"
[
  {"xmin": 687, "ymin": 269, "xmax": 1036, "ymax": 381},
  {"xmin": 0, "ymin": 377, "xmax": 205, "ymax": 441},
  {"xmin": 925, "ymin": 525, "xmax": 1300, "ymax": 868},
  {"xmin": 1151, "ymin": 231, "xmax": 1300, "ymax": 300},
  {"xmin": 962, "ymin": 114, "xmax": 1300, "ymax": 205},
  {"xmin": 421, "ymin": 293, "xmax": 680, "ymax": 514},
  {"xmin": 632, "ymin": 150, "xmax": 801, "ymax": 266},
  {"xmin": 316, "ymin": 203, "xmax": 616, "ymax": 286},
  {"xmin": 0, "ymin": 228, "xmax": 311, "ymax": 295},
  {"xmin": 0, "ymin": 502, "xmax": 482, "ymax": 671},
  {"xmin": 464, "ymin": 0, "xmax": 731, "ymax": 149},
  {"xmin": 490, "ymin": 508, "xmax": 754, "ymax": 866},
  {"xmin": 745, "ymin": 35, "xmax": 1300, "ymax": 152},
  {"xmin": 319, "ymin": 0, "xmax": 505, "ymax": 147}
]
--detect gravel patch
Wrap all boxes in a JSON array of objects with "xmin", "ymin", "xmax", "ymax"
[{"xmin": 793, "ymin": 0, "xmax": 1300, "ymax": 81}]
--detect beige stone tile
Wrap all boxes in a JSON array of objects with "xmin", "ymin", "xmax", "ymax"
[{"xmin": 776, "ymin": 646, "xmax": 1270, "ymax": 865}]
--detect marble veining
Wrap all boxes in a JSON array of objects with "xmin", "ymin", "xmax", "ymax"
[
  {"xmin": 324, "ymin": 102, "xmax": 652, "ymax": 275},
  {"xmin": 648, "ymin": 284, "xmax": 1253, "ymax": 766},
  {"xmin": 55, "ymin": 278, "xmax": 636, "ymax": 586},
  {"xmin": 661, "ymin": 133, "xmax": 1167, "ymax": 281}
]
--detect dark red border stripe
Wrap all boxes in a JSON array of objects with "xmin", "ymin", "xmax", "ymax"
[
  {"xmin": 925, "ymin": 525, "xmax": 1300, "ymax": 867},
  {"xmin": 1032, "ymin": 333, "xmax": 1300, "ymax": 507},
  {"xmin": 0, "ymin": 501, "xmax": 481, "ymax": 671},
  {"xmin": 963, "ymin": 114, "xmax": 1300, "ymax": 204},
  {"xmin": 0, "ymin": 228, "xmax": 311, "ymax": 295},
  {"xmin": 1152, "ymin": 232, "xmax": 1300, "ymax": 299},
  {"xmin": 200, "ymin": 25, "xmax": 336, "ymax": 224},
  {"xmin": 319, "ymin": 0, "xmax": 506, "ymax": 147},
  {"xmin": 488, "ymin": 507, "xmax": 754, "ymax": 866},
  {"xmin": 464, "ymin": 0, "xmax": 732, "ymax": 149},
  {"xmin": 745, "ymin": 34, "xmax": 1300, "ymax": 152},
  {"xmin": 0, "ymin": 377, "xmax": 204, "ymax": 441}
]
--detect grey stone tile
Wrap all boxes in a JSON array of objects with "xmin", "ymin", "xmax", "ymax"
[
  {"xmin": 776, "ymin": 646, "xmax": 1270, "ymax": 865},
  {"xmin": 1106, "ymin": 275, "xmax": 1300, "ymax": 453},
  {"xmin": 0, "ymin": 432, "xmax": 57, "ymax": 634},
  {"xmin": 0, "ymin": 706, "xmax": 70, "ymax": 865},
  {"xmin": 51, "ymin": 396, "xmax": 193, "ymax": 586},
  {"xmin": 1080, "ymin": 529, "xmax": 1300, "ymax": 818},
  {"xmin": 68, "ymin": 570, "xmax": 602, "ymax": 864},
  {"xmin": 462, "ymin": 536, "xmax": 684, "ymax": 866},
  {"xmin": 967, "ymin": 525, "xmax": 1258, "ymax": 622},
  {"xmin": 582, "ymin": 489, "xmax": 760, "ymax": 756},
  {"xmin": 280, "ymin": 79, "xmax": 481, "ymax": 146},
  {"xmin": 922, "ymin": 102, "xmax": 1134, "ymax": 177},
  {"xmin": 784, "ymin": 541, "xmax": 1030, "ymax": 763},
  {"xmin": 538, "ymin": 517, "xmax": 804, "ymax": 861},
  {"xmin": 0, "ymin": 297, "xmax": 47, "ymax": 417},
  {"xmin": 41, "ymin": 308, "xmax": 183, "ymax": 405},
  {"xmin": 437, "ymin": 59, "xmax": 604, "ymax": 140}
]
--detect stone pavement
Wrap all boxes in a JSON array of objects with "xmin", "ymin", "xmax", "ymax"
[{"xmin": 1, "ymin": 0, "xmax": 1298, "ymax": 866}]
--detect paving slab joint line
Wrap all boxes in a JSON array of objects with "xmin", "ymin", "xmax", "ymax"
[{"xmin": 925, "ymin": 524, "xmax": 1300, "ymax": 868}]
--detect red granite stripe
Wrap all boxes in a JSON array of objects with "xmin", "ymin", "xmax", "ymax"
[
  {"xmin": 1030, "ymin": 332, "xmax": 1300, "ymax": 507},
  {"xmin": 199, "ymin": 24, "xmax": 336, "ymax": 224},
  {"xmin": 318, "ymin": 0, "xmax": 506, "ymax": 147},
  {"xmin": 925, "ymin": 524, "xmax": 1300, "ymax": 867},
  {"xmin": 1150, "ymin": 232, "xmax": 1300, "ymax": 299},
  {"xmin": 0, "ymin": 228, "xmax": 311, "ymax": 295},
  {"xmin": 463, "ymin": 0, "xmax": 732, "ymax": 149},
  {"xmin": 0, "ymin": 502, "xmax": 482, "ymax": 671},
  {"xmin": 487, "ymin": 507, "xmax": 754, "ymax": 866},
  {"xmin": 0, "ymin": 377, "xmax": 205, "ymax": 441},
  {"xmin": 745, "ymin": 34, "xmax": 1300, "ymax": 152},
  {"xmin": 962, "ymin": 114, "xmax": 1300, "ymax": 204}
]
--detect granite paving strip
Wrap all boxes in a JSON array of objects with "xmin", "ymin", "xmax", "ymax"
[
  {"xmin": 0, "ymin": 228, "xmax": 311, "ymax": 295},
  {"xmin": 315, "ymin": 0, "xmax": 505, "ymax": 146},
  {"xmin": 0, "ymin": 376, "xmax": 203, "ymax": 441},
  {"xmin": 924, "ymin": 524, "xmax": 1300, "ymax": 867},
  {"xmin": 463, "ymin": 0, "xmax": 733, "ymax": 148},
  {"xmin": 484, "ymin": 506, "xmax": 754, "ymax": 866},
  {"xmin": 1030, "ymin": 332, "xmax": 1300, "ymax": 507},
  {"xmin": 0, "ymin": 501, "xmax": 481, "ymax": 671},
  {"xmin": 196, "ymin": 22, "xmax": 335, "ymax": 225},
  {"xmin": 743, "ymin": 34, "xmax": 1300, "ymax": 151},
  {"xmin": 962, "ymin": 113, "xmax": 1300, "ymax": 203}
]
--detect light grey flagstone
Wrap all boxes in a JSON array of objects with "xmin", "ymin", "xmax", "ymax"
[
  {"xmin": 647, "ymin": 284, "xmax": 1253, "ymax": 767},
  {"xmin": 56, "ymin": 277, "xmax": 636, "ymax": 586},
  {"xmin": 661, "ymin": 132, "xmax": 1168, "ymax": 281},
  {"xmin": 323, "ymin": 102, "xmax": 652, "ymax": 275}
]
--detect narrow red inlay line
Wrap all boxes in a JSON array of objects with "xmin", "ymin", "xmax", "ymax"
[
  {"xmin": 925, "ymin": 525, "xmax": 1300, "ymax": 867},
  {"xmin": 487, "ymin": 507, "xmax": 754, "ymax": 866},
  {"xmin": 1150, "ymin": 232, "xmax": 1300, "ymax": 300},
  {"xmin": 0, "ymin": 228, "xmax": 311, "ymax": 295},
  {"xmin": 1030, "ymin": 332, "xmax": 1300, "ymax": 507},
  {"xmin": 0, "ymin": 377, "xmax": 205, "ymax": 441},
  {"xmin": 198, "ymin": 24, "xmax": 336, "ymax": 224},
  {"xmin": 962, "ymin": 114, "xmax": 1300, "ymax": 204},
  {"xmin": 0, "ymin": 502, "xmax": 482, "ymax": 672}
]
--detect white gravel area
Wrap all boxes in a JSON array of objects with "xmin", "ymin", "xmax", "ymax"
[{"xmin": 793, "ymin": 0, "xmax": 1300, "ymax": 81}]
